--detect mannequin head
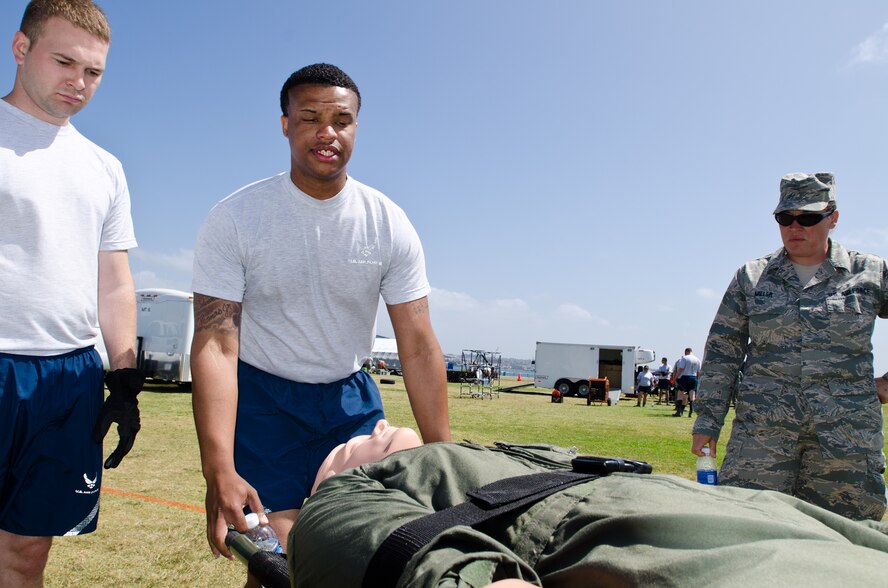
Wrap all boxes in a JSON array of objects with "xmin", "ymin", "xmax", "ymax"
[{"xmin": 311, "ymin": 419, "xmax": 421, "ymax": 495}]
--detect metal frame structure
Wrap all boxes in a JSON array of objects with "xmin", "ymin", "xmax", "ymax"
[{"xmin": 458, "ymin": 349, "xmax": 502, "ymax": 399}]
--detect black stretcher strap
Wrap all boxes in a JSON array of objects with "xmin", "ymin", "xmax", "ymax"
[{"xmin": 362, "ymin": 470, "xmax": 599, "ymax": 588}]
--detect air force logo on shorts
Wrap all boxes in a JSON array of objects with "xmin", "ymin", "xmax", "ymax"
[{"xmin": 77, "ymin": 472, "xmax": 99, "ymax": 494}]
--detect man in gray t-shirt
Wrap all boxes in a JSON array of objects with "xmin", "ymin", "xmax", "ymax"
[
  {"xmin": 1, "ymin": 3, "xmax": 143, "ymax": 585},
  {"xmin": 673, "ymin": 347, "xmax": 702, "ymax": 417},
  {"xmin": 190, "ymin": 64, "xmax": 451, "ymax": 584}
]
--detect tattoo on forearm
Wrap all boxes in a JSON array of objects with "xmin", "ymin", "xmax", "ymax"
[{"xmin": 193, "ymin": 294, "xmax": 241, "ymax": 335}]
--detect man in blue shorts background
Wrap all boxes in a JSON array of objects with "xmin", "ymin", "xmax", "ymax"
[
  {"xmin": 0, "ymin": 1, "xmax": 144, "ymax": 586},
  {"xmin": 190, "ymin": 63, "xmax": 451, "ymax": 587},
  {"xmin": 673, "ymin": 347, "xmax": 702, "ymax": 417}
]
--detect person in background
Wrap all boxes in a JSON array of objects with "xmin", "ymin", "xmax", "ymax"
[
  {"xmin": 635, "ymin": 364, "xmax": 655, "ymax": 407},
  {"xmin": 655, "ymin": 356, "xmax": 672, "ymax": 404},
  {"xmin": 0, "ymin": 2, "xmax": 143, "ymax": 586},
  {"xmin": 672, "ymin": 347, "xmax": 701, "ymax": 417},
  {"xmin": 692, "ymin": 172, "xmax": 887, "ymax": 520},
  {"xmin": 190, "ymin": 63, "xmax": 451, "ymax": 586}
]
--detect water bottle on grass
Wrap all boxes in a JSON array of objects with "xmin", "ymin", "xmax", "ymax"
[
  {"xmin": 696, "ymin": 447, "xmax": 717, "ymax": 485},
  {"xmin": 244, "ymin": 512, "xmax": 284, "ymax": 553}
]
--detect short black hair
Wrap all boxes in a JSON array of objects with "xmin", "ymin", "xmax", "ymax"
[{"xmin": 280, "ymin": 63, "xmax": 361, "ymax": 116}]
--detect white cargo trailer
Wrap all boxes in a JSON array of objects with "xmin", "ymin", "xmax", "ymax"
[
  {"xmin": 135, "ymin": 288, "xmax": 194, "ymax": 384},
  {"xmin": 533, "ymin": 341, "xmax": 655, "ymax": 398}
]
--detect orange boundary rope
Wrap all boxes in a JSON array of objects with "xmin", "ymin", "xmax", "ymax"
[{"xmin": 102, "ymin": 486, "xmax": 206, "ymax": 513}]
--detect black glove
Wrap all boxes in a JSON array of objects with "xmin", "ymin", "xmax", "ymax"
[{"xmin": 92, "ymin": 368, "xmax": 145, "ymax": 469}]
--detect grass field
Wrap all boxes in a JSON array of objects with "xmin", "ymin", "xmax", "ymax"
[{"xmin": 43, "ymin": 375, "xmax": 886, "ymax": 587}]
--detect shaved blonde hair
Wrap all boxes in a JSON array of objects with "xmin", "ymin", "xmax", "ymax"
[{"xmin": 20, "ymin": 0, "xmax": 111, "ymax": 45}]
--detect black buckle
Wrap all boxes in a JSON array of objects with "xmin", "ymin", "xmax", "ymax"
[{"xmin": 571, "ymin": 455, "xmax": 653, "ymax": 475}]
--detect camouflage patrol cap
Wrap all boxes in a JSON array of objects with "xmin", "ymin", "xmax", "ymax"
[{"xmin": 774, "ymin": 172, "xmax": 836, "ymax": 214}]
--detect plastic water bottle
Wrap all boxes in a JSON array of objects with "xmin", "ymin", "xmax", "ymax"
[
  {"xmin": 244, "ymin": 512, "xmax": 283, "ymax": 553},
  {"xmin": 696, "ymin": 447, "xmax": 717, "ymax": 485}
]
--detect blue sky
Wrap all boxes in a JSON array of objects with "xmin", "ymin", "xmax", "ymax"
[{"xmin": 3, "ymin": 1, "xmax": 887, "ymax": 372}]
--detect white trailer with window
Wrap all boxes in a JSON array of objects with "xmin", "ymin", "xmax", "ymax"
[
  {"xmin": 135, "ymin": 288, "xmax": 194, "ymax": 384},
  {"xmin": 533, "ymin": 341, "xmax": 656, "ymax": 398}
]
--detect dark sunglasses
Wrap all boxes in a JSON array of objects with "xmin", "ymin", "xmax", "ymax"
[{"xmin": 774, "ymin": 208, "xmax": 835, "ymax": 227}]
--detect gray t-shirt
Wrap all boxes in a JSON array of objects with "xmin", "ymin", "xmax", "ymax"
[
  {"xmin": 676, "ymin": 353, "xmax": 702, "ymax": 377},
  {"xmin": 0, "ymin": 100, "xmax": 137, "ymax": 355},
  {"xmin": 192, "ymin": 173, "xmax": 430, "ymax": 383},
  {"xmin": 792, "ymin": 261, "xmax": 821, "ymax": 287}
]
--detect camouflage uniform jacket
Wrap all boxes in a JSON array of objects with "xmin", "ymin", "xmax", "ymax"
[
  {"xmin": 693, "ymin": 240, "xmax": 888, "ymax": 458},
  {"xmin": 290, "ymin": 442, "xmax": 888, "ymax": 587}
]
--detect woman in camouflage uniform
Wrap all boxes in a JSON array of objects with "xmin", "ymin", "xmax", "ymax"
[{"xmin": 692, "ymin": 172, "xmax": 888, "ymax": 520}]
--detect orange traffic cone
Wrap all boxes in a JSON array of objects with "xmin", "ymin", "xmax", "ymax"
[{"xmin": 517, "ymin": 373, "xmax": 522, "ymax": 381}]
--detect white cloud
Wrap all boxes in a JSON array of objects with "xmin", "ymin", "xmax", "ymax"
[
  {"xmin": 556, "ymin": 303, "xmax": 594, "ymax": 321},
  {"xmin": 390, "ymin": 288, "xmax": 539, "ymax": 356},
  {"xmin": 429, "ymin": 287, "xmax": 481, "ymax": 311},
  {"xmin": 131, "ymin": 248, "xmax": 194, "ymax": 272},
  {"xmin": 553, "ymin": 303, "xmax": 610, "ymax": 327},
  {"xmin": 130, "ymin": 248, "xmax": 194, "ymax": 292},
  {"xmin": 380, "ymin": 286, "xmax": 715, "ymax": 360},
  {"xmin": 494, "ymin": 298, "xmax": 530, "ymax": 312},
  {"xmin": 404, "ymin": 290, "xmax": 624, "ymax": 357},
  {"xmin": 429, "ymin": 289, "xmax": 534, "ymax": 322},
  {"xmin": 849, "ymin": 21, "xmax": 888, "ymax": 65},
  {"xmin": 841, "ymin": 227, "xmax": 888, "ymax": 251},
  {"xmin": 696, "ymin": 287, "xmax": 716, "ymax": 299},
  {"xmin": 132, "ymin": 270, "xmax": 190, "ymax": 292},
  {"xmin": 132, "ymin": 270, "xmax": 160, "ymax": 288}
]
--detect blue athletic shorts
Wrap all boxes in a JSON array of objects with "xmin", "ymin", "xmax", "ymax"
[
  {"xmin": 234, "ymin": 361, "xmax": 385, "ymax": 512},
  {"xmin": 677, "ymin": 375, "xmax": 698, "ymax": 392},
  {"xmin": 0, "ymin": 347, "xmax": 105, "ymax": 536}
]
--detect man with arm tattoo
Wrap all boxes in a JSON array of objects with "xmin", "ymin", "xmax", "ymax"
[{"xmin": 190, "ymin": 63, "xmax": 450, "ymax": 586}]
